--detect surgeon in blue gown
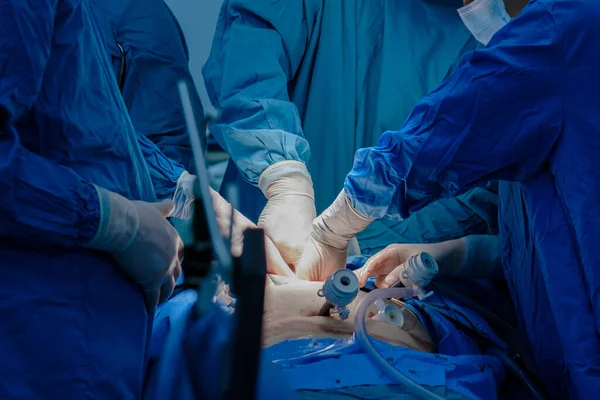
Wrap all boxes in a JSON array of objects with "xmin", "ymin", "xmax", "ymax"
[
  {"xmin": 203, "ymin": 0, "xmax": 500, "ymax": 267},
  {"xmin": 0, "ymin": 1, "xmax": 187, "ymax": 398},
  {"xmin": 297, "ymin": 0, "xmax": 600, "ymax": 398},
  {"xmin": 90, "ymin": 0, "xmax": 205, "ymax": 172}
]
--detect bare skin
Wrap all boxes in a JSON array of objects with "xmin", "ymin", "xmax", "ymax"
[{"xmin": 262, "ymin": 276, "xmax": 434, "ymax": 352}]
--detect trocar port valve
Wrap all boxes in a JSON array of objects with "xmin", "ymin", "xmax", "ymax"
[{"xmin": 317, "ymin": 269, "xmax": 359, "ymax": 320}]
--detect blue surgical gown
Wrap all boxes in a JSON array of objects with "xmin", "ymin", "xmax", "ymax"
[
  {"xmin": 0, "ymin": 1, "xmax": 178, "ymax": 398},
  {"xmin": 203, "ymin": 0, "xmax": 498, "ymax": 254},
  {"xmin": 90, "ymin": 0, "xmax": 205, "ymax": 172},
  {"xmin": 345, "ymin": 0, "xmax": 600, "ymax": 397}
]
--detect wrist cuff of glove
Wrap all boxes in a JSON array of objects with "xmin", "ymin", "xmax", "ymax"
[
  {"xmin": 258, "ymin": 161, "xmax": 314, "ymax": 198},
  {"xmin": 176, "ymin": 170, "xmax": 190, "ymax": 186},
  {"xmin": 171, "ymin": 171, "xmax": 197, "ymax": 219},
  {"xmin": 85, "ymin": 186, "xmax": 140, "ymax": 252},
  {"xmin": 312, "ymin": 190, "xmax": 373, "ymax": 250}
]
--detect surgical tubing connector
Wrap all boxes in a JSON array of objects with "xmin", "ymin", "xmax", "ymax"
[
  {"xmin": 317, "ymin": 269, "xmax": 359, "ymax": 320},
  {"xmin": 395, "ymin": 252, "xmax": 439, "ymax": 290}
]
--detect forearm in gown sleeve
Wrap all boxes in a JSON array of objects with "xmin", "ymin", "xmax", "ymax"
[
  {"xmin": 344, "ymin": 6, "xmax": 564, "ymax": 220},
  {"xmin": 202, "ymin": 0, "xmax": 315, "ymax": 184},
  {"xmin": 118, "ymin": 0, "xmax": 202, "ymax": 172},
  {"xmin": 462, "ymin": 235, "xmax": 503, "ymax": 279},
  {"xmin": 135, "ymin": 131, "xmax": 185, "ymax": 200},
  {"xmin": 0, "ymin": 0, "xmax": 100, "ymax": 247}
]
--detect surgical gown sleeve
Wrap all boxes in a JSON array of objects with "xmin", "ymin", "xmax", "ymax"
[
  {"xmin": 0, "ymin": 1, "xmax": 100, "ymax": 247},
  {"xmin": 202, "ymin": 0, "xmax": 314, "ymax": 184},
  {"xmin": 116, "ymin": 0, "xmax": 203, "ymax": 172},
  {"xmin": 345, "ymin": 3, "xmax": 564, "ymax": 219},
  {"xmin": 135, "ymin": 131, "xmax": 185, "ymax": 200}
]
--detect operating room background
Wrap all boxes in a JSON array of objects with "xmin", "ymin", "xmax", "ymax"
[
  {"xmin": 165, "ymin": 0, "xmax": 228, "ymax": 188},
  {"xmin": 165, "ymin": 0, "xmax": 219, "ymax": 113}
]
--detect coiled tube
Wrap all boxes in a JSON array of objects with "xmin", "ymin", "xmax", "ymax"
[{"xmin": 354, "ymin": 287, "xmax": 445, "ymax": 400}]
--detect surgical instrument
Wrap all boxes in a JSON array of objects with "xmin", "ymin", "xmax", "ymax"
[
  {"xmin": 317, "ymin": 269, "xmax": 359, "ymax": 320},
  {"xmin": 390, "ymin": 252, "xmax": 438, "ymax": 291}
]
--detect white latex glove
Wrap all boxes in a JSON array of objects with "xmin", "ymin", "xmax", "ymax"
[
  {"xmin": 354, "ymin": 243, "xmax": 447, "ymax": 288},
  {"xmin": 295, "ymin": 190, "xmax": 373, "ymax": 281},
  {"xmin": 85, "ymin": 187, "xmax": 183, "ymax": 311},
  {"xmin": 171, "ymin": 171, "xmax": 196, "ymax": 220},
  {"xmin": 210, "ymin": 188, "xmax": 295, "ymax": 277},
  {"xmin": 354, "ymin": 236, "xmax": 502, "ymax": 288},
  {"xmin": 257, "ymin": 161, "xmax": 317, "ymax": 268}
]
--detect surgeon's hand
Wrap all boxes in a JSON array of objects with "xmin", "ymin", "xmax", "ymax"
[
  {"xmin": 171, "ymin": 171, "xmax": 196, "ymax": 220},
  {"xmin": 355, "ymin": 239, "xmax": 476, "ymax": 288},
  {"xmin": 210, "ymin": 188, "xmax": 295, "ymax": 277},
  {"xmin": 295, "ymin": 190, "xmax": 373, "ymax": 281},
  {"xmin": 85, "ymin": 187, "xmax": 183, "ymax": 311},
  {"xmin": 257, "ymin": 161, "xmax": 317, "ymax": 269},
  {"xmin": 354, "ymin": 244, "xmax": 434, "ymax": 288}
]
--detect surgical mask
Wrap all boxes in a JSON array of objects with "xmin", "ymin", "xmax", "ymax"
[{"xmin": 458, "ymin": 0, "xmax": 511, "ymax": 46}]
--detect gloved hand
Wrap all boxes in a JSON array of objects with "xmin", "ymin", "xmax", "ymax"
[
  {"xmin": 355, "ymin": 236, "xmax": 502, "ymax": 287},
  {"xmin": 171, "ymin": 171, "xmax": 196, "ymax": 220},
  {"xmin": 354, "ymin": 243, "xmax": 440, "ymax": 288},
  {"xmin": 210, "ymin": 188, "xmax": 295, "ymax": 277},
  {"xmin": 85, "ymin": 187, "xmax": 183, "ymax": 311},
  {"xmin": 295, "ymin": 190, "xmax": 373, "ymax": 281},
  {"xmin": 258, "ymin": 161, "xmax": 317, "ymax": 269}
]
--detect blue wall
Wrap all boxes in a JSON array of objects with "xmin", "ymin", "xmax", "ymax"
[{"xmin": 165, "ymin": 0, "xmax": 222, "ymax": 112}]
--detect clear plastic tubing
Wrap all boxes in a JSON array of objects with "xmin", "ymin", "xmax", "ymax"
[{"xmin": 354, "ymin": 287, "xmax": 445, "ymax": 400}]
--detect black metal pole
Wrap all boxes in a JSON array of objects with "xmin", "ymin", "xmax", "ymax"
[{"xmin": 225, "ymin": 228, "xmax": 267, "ymax": 400}]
